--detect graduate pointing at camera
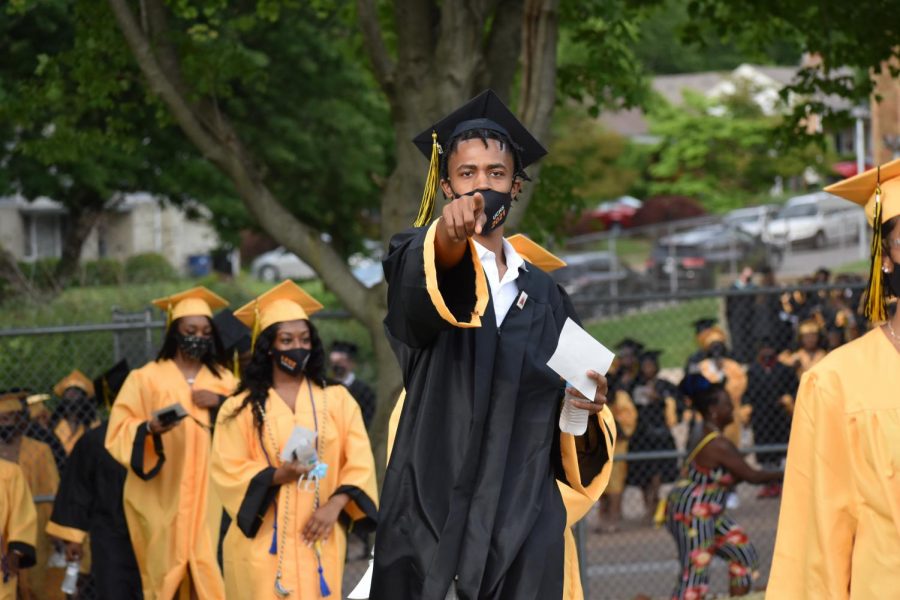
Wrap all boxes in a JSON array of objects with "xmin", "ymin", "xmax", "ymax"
[{"xmin": 371, "ymin": 90, "xmax": 616, "ymax": 600}]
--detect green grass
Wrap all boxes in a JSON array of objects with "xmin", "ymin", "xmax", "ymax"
[{"xmin": 585, "ymin": 297, "xmax": 722, "ymax": 369}]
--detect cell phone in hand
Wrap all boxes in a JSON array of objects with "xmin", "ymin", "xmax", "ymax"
[{"xmin": 152, "ymin": 403, "xmax": 188, "ymax": 427}]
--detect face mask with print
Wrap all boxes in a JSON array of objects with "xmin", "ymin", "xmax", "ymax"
[
  {"xmin": 176, "ymin": 333, "xmax": 213, "ymax": 360},
  {"xmin": 273, "ymin": 348, "xmax": 311, "ymax": 377}
]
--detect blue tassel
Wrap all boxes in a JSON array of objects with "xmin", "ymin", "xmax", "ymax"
[
  {"xmin": 269, "ymin": 521, "xmax": 277, "ymax": 555},
  {"xmin": 317, "ymin": 564, "xmax": 331, "ymax": 597}
]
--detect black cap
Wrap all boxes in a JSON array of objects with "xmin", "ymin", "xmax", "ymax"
[
  {"xmin": 330, "ymin": 340, "xmax": 359, "ymax": 358},
  {"xmin": 639, "ymin": 349, "xmax": 663, "ymax": 363},
  {"xmin": 692, "ymin": 318, "xmax": 717, "ymax": 334},
  {"xmin": 412, "ymin": 89, "xmax": 547, "ymax": 170},
  {"xmin": 615, "ymin": 338, "xmax": 645, "ymax": 352},
  {"xmin": 93, "ymin": 359, "xmax": 130, "ymax": 408},
  {"xmin": 213, "ymin": 309, "xmax": 252, "ymax": 354}
]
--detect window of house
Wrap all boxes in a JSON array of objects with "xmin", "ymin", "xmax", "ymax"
[{"xmin": 22, "ymin": 213, "xmax": 62, "ymax": 260}]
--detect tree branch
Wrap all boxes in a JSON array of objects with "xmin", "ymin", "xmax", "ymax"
[
  {"xmin": 107, "ymin": 0, "xmax": 227, "ymax": 166},
  {"xmin": 356, "ymin": 0, "xmax": 395, "ymax": 96}
]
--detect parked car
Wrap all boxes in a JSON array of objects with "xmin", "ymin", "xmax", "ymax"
[
  {"xmin": 552, "ymin": 251, "xmax": 650, "ymax": 318},
  {"xmin": 251, "ymin": 247, "xmax": 316, "ymax": 282},
  {"xmin": 766, "ymin": 192, "xmax": 863, "ymax": 248},
  {"xmin": 647, "ymin": 225, "xmax": 782, "ymax": 291},
  {"xmin": 723, "ymin": 204, "xmax": 780, "ymax": 240},
  {"xmin": 572, "ymin": 196, "xmax": 643, "ymax": 233}
]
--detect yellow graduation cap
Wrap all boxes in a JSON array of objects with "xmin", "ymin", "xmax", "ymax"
[
  {"xmin": 825, "ymin": 157, "xmax": 900, "ymax": 321},
  {"xmin": 151, "ymin": 286, "xmax": 229, "ymax": 328},
  {"xmin": 26, "ymin": 394, "xmax": 51, "ymax": 420},
  {"xmin": 506, "ymin": 234, "xmax": 567, "ymax": 272},
  {"xmin": 697, "ymin": 326, "xmax": 727, "ymax": 350},
  {"xmin": 0, "ymin": 390, "xmax": 26, "ymax": 415},
  {"xmin": 233, "ymin": 280, "xmax": 324, "ymax": 350},
  {"xmin": 53, "ymin": 369, "xmax": 95, "ymax": 398}
]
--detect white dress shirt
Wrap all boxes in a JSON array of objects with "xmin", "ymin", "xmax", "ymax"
[{"xmin": 472, "ymin": 238, "xmax": 525, "ymax": 326}]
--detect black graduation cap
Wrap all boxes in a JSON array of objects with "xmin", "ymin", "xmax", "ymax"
[
  {"xmin": 692, "ymin": 318, "xmax": 717, "ymax": 335},
  {"xmin": 213, "ymin": 309, "xmax": 252, "ymax": 354},
  {"xmin": 639, "ymin": 349, "xmax": 663, "ymax": 363},
  {"xmin": 330, "ymin": 340, "xmax": 359, "ymax": 358},
  {"xmin": 93, "ymin": 359, "xmax": 130, "ymax": 409},
  {"xmin": 410, "ymin": 89, "xmax": 548, "ymax": 227},
  {"xmin": 615, "ymin": 338, "xmax": 645, "ymax": 352}
]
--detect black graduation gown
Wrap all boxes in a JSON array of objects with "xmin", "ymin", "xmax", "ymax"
[
  {"xmin": 372, "ymin": 224, "xmax": 603, "ymax": 600},
  {"xmin": 626, "ymin": 378, "xmax": 679, "ymax": 486},
  {"xmin": 745, "ymin": 362, "xmax": 797, "ymax": 465},
  {"xmin": 48, "ymin": 422, "xmax": 141, "ymax": 599},
  {"xmin": 346, "ymin": 377, "xmax": 377, "ymax": 430}
]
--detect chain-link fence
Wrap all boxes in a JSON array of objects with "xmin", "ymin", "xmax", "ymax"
[{"xmin": 1, "ymin": 279, "xmax": 868, "ymax": 598}]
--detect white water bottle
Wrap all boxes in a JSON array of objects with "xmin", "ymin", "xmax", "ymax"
[
  {"xmin": 61, "ymin": 561, "xmax": 80, "ymax": 595},
  {"xmin": 559, "ymin": 385, "xmax": 590, "ymax": 435}
]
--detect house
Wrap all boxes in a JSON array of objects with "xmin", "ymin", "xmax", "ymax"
[{"xmin": 0, "ymin": 192, "xmax": 220, "ymax": 273}]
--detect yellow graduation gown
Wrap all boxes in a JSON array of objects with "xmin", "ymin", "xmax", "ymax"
[
  {"xmin": 105, "ymin": 360, "xmax": 236, "ymax": 600},
  {"xmin": 768, "ymin": 328, "xmax": 900, "ymax": 598},
  {"xmin": 53, "ymin": 419, "xmax": 100, "ymax": 455},
  {"xmin": 0, "ymin": 459, "xmax": 38, "ymax": 600},
  {"xmin": 211, "ymin": 384, "xmax": 378, "ymax": 600},
  {"xmin": 15, "ymin": 437, "xmax": 61, "ymax": 600},
  {"xmin": 387, "ymin": 391, "xmax": 617, "ymax": 600}
]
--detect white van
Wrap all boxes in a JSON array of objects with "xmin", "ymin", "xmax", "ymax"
[{"xmin": 766, "ymin": 192, "xmax": 864, "ymax": 248}]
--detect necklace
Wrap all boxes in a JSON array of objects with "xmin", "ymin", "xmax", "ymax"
[{"xmin": 258, "ymin": 380, "xmax": 329, "ymax": 598}]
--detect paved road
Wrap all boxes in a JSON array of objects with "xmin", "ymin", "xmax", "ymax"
[
  {"xmin": 579, "ymin": 484, "xmax": 781, "ymax": 600},
  {"xmin": 776, "ymin": 238, "xmax": 868, "ymax": 277}
]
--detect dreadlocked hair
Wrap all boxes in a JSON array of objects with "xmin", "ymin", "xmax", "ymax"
[
  {"xmin": 229, "ymin": 319, "xmax": 330, "ymax": 437},
  {"xmin": 439, "ymin": 128, "xmax": 529, "ymax": 183}
]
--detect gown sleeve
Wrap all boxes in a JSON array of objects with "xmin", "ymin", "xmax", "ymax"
[
  {"xmin": 210, "ymin": 397, "xmax": 277, "ymax": 538},
  {"xmin": 6, "ymin": 463, "xmax": 38, "ymax": 569},
  {"xmin": 768, "ymin": 370, "xmax": 856, "ymax": 598},
  {"xmin": 331, "ymin": 388, "xmax": 378, "ymax": 534},
  {"xmin": 382, "ymin": 220, "xmax": 489, "ymax": 349},
  {"xmin": 105, "ymin": 370, "xmax": 165, "ymax": 480},
  {"xmin": 46, "ymin": 430, "xmax": 96, "ymax": 544},
  {"xmin": 557, "ymin": 406, "xmax": 617, "ymax": 527}
]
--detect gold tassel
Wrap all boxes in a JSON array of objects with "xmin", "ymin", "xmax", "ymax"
[
  {"xmin": 102, "ymin": 377, "xmax": 113, "ymax": 411},
  {"xmin": 165, "ymin": 302, "xmax": 174, "ymax": 331},
  {"xmin": 233, "ymin": 348, "xmax": 240, "ymax": 380},
  {"xmin": 863, "ymin": 167, "xmax": 887, "ymax": 321},
  {"xmin": 250, "ymin": 300, "xmax": 262, "ymax": 353},
  {"xmin": 413, "ymin": 131, "xmax": 441, "ymax": 227}
]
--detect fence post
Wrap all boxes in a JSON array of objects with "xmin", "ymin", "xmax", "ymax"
[
  {"xmin": 668, "ymin": 223, "xmax": 678, "ymax": 294},
  {"xmin": 608, "ymin": 232, "xmax": 619, "ymax": 315}
]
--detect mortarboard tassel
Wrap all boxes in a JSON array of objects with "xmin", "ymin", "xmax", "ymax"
[
  {"xmin": 413, "ymin": 131, "xmax": 441, "ymax": 227},
  {"xmin": 165, "ymin": 301, "xmax": 174, "ymax": 331},
  {"xmin": 250, "ymin": 300, "xmax": 262, "ymax": 353},
  {"xmin": 232, "ymin": 348, "xmax": 240, "ymax": 380},
  {"xmin": 862, "ymin": 168, "xmax": 888, "ymax": 322}
]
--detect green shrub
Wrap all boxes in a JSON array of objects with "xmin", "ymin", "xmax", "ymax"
[
  {"xmin": 18, "ymin": 258, "xmax": 61, "ymax": 290},
  {"xmin": 125, "ymin": 253, "xmax": 179, "ymax": 283},
  {"xmin": 80, "ymin": 258, "xmax": 125, "ymax": 286}
]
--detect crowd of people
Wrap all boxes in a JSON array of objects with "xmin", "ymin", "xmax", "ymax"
[
  {"xmin": 0, "ymin": 283, "xmax": 380, "ymax": 600},
  {"xmin": 2, "ymin": 90, "xmax": 900, "ymax": 600}
]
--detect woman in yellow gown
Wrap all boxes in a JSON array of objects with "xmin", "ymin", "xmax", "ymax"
[
  {"xmin": 105, "ymin": 286, "xmax": 237, "ymax": 600},
  {"xmin": 211, "ymin": 280, "xmax": 377, "ymax": 599},
  {"xmin": 768, "ymin": 158, "xmax": 900, "ymax": 598},
  {"xmin": 0, "ymin": 457, "xmax": 38, "ymax": 600}
]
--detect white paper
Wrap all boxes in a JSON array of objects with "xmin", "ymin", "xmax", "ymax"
[
  {"xmin": 347, "ymin": 557, "xmax": 374, "ymax": 599},
  {"xmin": 546, "ymin": 318, "xmax": 615, "ymax": 401}
]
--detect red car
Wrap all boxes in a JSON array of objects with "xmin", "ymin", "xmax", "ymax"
[{"xmin": 574, "ymin": 196, "xmax": 643, "ymax": 233}]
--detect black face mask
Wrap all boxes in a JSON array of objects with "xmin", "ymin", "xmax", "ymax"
[
  {"xmin": 458, "ymin": 188, "xmax": 514, "ymax": 234},
  {"xmin": 0, "ymin": 424, "xmax": 19, "ymax": 443},
  {"xmin": 176, "ymin": 333, "xmax": 213, "ymax": 360},
  {"xmin": 273, "ymin": 348, "xmax": 311, "ymax": 377},
  {"xmin": 331, "ymin": 365, "xmax": 348, "ymax": 380}
]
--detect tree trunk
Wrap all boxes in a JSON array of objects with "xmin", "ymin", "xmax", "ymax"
[
  {"xmin": 0, "ymin": 243, "xmax": 36, "ymax": 300},
  {"xmin": 53, "ymin": 200, "xmax": 103, "ymax": 289}
]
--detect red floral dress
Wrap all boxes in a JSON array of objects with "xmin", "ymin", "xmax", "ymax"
[{"xmin": 664, "ymin": 461, "xmax": 759, "ymax": 599}]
